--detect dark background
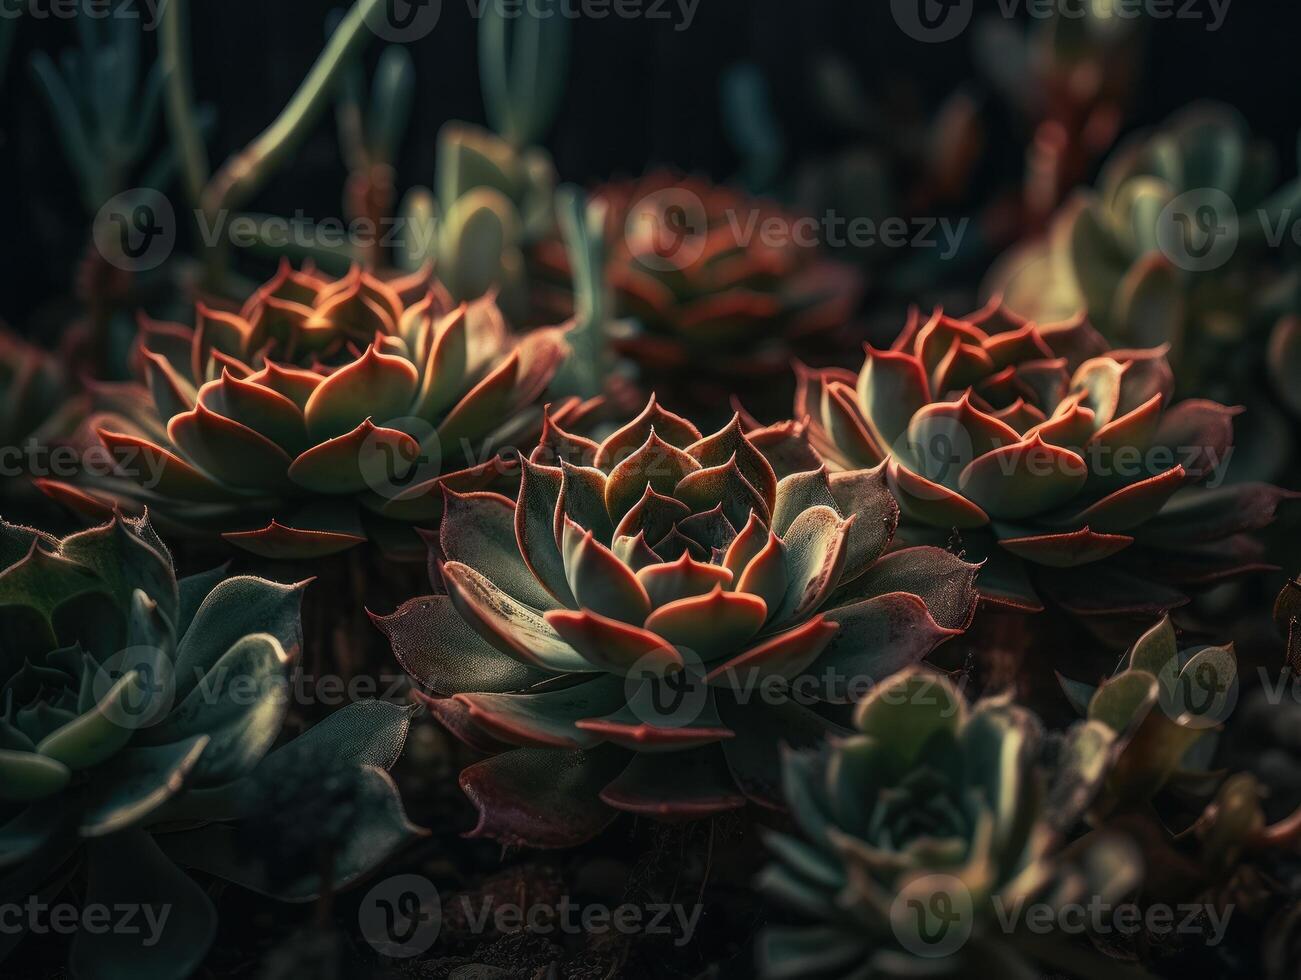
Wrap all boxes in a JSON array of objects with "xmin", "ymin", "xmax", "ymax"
[{"xmin": 3, "ymin": 0, "xmax": 1300, "ymax": 327}]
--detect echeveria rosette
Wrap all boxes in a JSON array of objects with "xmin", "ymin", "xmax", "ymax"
[
  {"xmin": 41, "ymin": 261, "xmax": 577, "ymax": 560},
  {"xmin": 534, "ymin": 173, "xmax": 863, "ymax": 395},
  {"xmin": 379, "ymin": 398, "xmax": 979, "ymax": 848},
  {"xmin": 796, "ymin": 298, "xmax": 1291, "ymax": 617},
  {"xmin": 989, "ymin": 104, "xmax": 1301, "ymax": 395},
  {"xmin": 1059, "ymin": 615, "xmax": 1237, "ymax": 815},
  {"xmin": 0, "ymin": 514, "xmax": 418, "ymax": 979},
  {"xmin": 759, "ymin": 668, "xmax": 1139, "ymax": 979},
  {"xmin": 1059, "ymin": 615, "xmax": 1301, "ymax": 882}
]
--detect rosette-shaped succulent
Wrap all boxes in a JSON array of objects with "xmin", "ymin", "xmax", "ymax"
[
  {"xmin": 379, "ymin": 398, "xmax": 979, "ymax": 847},
  {"xmin": 41, "ymin": 262, "xmax": 577, "ymax": 560},
  {"xmin": 1060, "ymin": 616, "xmax": 1296, "ymax": 884},
  {"xmin": 0, "ymin": 514, "xmax": 417, "ymax": 979},
  {"xmin": 534, "ymin": 173, "xmax": 863, "ymax": 406},
  {"xmin": 399, "ymin": 123, "xmax": 559, "ymax": 327},
  {"xmin": 759, "ymin": 668, "xmax": 1138, "ymax": 978},
  {"xmin": 1060, "ymin": 615, "xmax": 1237, "ymax": 814},
  {"xmin": 796, "ymin": 299, "xmax": 1291, "ymax": 615},
  {"xmin": 989, "ymin": 104, "xmax": 1301, "ymax": 393}
]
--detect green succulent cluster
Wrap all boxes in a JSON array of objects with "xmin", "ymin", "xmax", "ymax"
[
  {"xmin": 991, "ymin": 104, "xmax": 1301, "ymax": 399},
  {"xmin": 0, "ymin": 514, "xmax": 417, "ymax": 979},
  {"xmin": 399, "ymin": 124, "xmax": 559, "ymax": 326},
  {"xmin": 759, "ymin": 668, "xmax": 1138, "ymax": 979}
]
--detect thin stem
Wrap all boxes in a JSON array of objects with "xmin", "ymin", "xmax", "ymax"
[
  {"xmin": 159, "ymin": 0, "xmax": 210, "ymax": 214},
  {"xmin": 203, "ymin": 0, "xmax": 384, "ymax": 219}
]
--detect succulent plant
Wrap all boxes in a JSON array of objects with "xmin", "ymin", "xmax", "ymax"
[
  {"xmin": 40, "ymin": 262, "xmax": 579, "ymax": 560},
  {"xmin": 0, "ymin": 328, "xmax": 72, "ymax": 459},
  {"xmin": 988, "ymin": 104, "xmax": 1301, "ymax": 396},
  {"xmin": 0, "ymin": 514, "xmax": 417, "ymax": 979},
  {"xmin": 396, "ymin": 1, "xmax": 569, "ymax": 325},
  {"xmin": 795, "ymin": 298, "xmax": 1290, "ymax": 616},
  {"xmin": 398, "ymin": 123, "xmax": 559, "ymax": 327},
  {"xmin": 975, "ymin": 2, "xmax": 1143, "ymax": 228},
  {"xmin": 379, "ymin": 398, "xmax": 980, "ymax": 847},
  {"xmin": 1060, "ymin": 616, "xmax": 1301, "ymax": 884},
  {"xmin": 759, "ymin": 667, "xmax": 1139, "ymax": 979},
  {"xmin": 533, "ymin": 173, "xmax": 864, "ymax": 408},
  {"xmin": 1059, "ymin": 614, "xmax": 1237, "ymax": 815}
]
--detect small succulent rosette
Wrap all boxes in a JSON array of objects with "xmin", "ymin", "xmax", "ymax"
[
  {"xmin": 534, "ymin": 173, "xmax": 863, "ymax": 392},
  {"xmin": 1059, "ymin": 614, "xmax": 1239, "ymax": 815},
  {"xmin": 0, "ymin": 515, "xmax": 418, "ymax": 980},
  {"xmin": 379, "ymin": 398, "xmax": 979, "ymax": 847},
  {"xmin": 759, "ymin": 667, "xmax": 1139, "ymax": 979},
  {"xmin": 1058, "ymin": 614, "xmax": 1301, "ymax": 886},
  {"xmin": 41, "ymin": 262, "xmax": 581, "ymax": 560},
  {"xmin": 796, "ymin": 298, "xmax": 1292, "ymax": 617},
  {"xmin": 990, "ymin": 103, "xmax": 1301, "ymax": 392},
  {"xmin": 399, "ymin": 122, "xmax": 560, "ymax": 326}
]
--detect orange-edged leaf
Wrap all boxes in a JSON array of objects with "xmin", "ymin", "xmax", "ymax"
[
  {"xmin": 887, "ymin": 458, "xmax": 991, "ymax": 530},
  {"xmin": 545, "ymin": 608, "xmax": 682, "ymax": 674},
  {"xmin": 167, "ymin": 402, "xmax": 294, "ymax": 492},
  {"xmin": 997, "ymin": 527, "xmax": 1134, "ymax": 568},
  {"xmin": 222, "ymin": 521, "xmax": 365, "ymax": 559},
  {"xmin": 288, "ymin": 419, "xmax": 421, "ymax": 496},
  {"xmin": 303, "ymin": 344, "xmax": 419, "ymax": 441},
  {"xmin": 642, "ymin": 586, "xmax": 768, "ymax": 659},
  {"xmin": 958, "ymin": 434, "xmax": 1087, "ymax": 521}
]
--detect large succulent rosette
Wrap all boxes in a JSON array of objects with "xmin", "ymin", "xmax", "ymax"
[
  {"xmin": 41, "ymin": 262, "xmax": 577, "ymax": 560},
  {"xmin": 796, "ymin": 299, "xmax": 1291, "ymax": 616},
  {"xmin": 379, "ymin": 398, "xmax": 979, "ymax": 847},
  {"xmin": 759, "ymin": 668, "xmax": 1137, "ymax": 979},
  {"xmin": 534, "ymin": 173, "xmax": 862, "ymax": 399},
  {"xmin": 0, "ymin": 514, "xmax": 417, "ymax": 979}
]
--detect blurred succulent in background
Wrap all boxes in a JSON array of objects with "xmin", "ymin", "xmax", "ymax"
[
  {"xmin": 332, "ymin": 18, "xmax": 414, "ymax": 270},
  {"xmin": 29, "ymin": 4, "xmax": 215, "ymax": 377},
  {"xmin": 975, "ymin": 3, "xmax": 1144, "ymax": 232},
  {"xmin": 31, "ymin": 5, "xmax": 175, "ymax": 216},
  {"xmin": 0, "ymin": 329, "xmax": 78, "ymax": 512},
  {"xmin": 397, "ymin": 0, "xmax": 568, "ymax": 324},
  {"xmin": 0, "ymin": 515, "xmax": 417, "ymax": 980},
  {"xmin": 1059, "ymin": 615, "xmax": 1236, "ymax": 816},
  {"xmin": 721, "ymin": 52, "xmax": 987, "ymax": 305},
  {"xmin": 534, "ymin": 173, "xmax": 864, "ymax": 417},
  {"xmin": 989, "ymin": 105, "xmax": 1301, "ymax": 410},
  {"xmin": 796, "ymin": 299, "xmax": 1291, "ymax": 618},
  {"xmin": 1059, "ymin": 614, "xmax": 1301, "ymax": 889},
  {"xmin": 40, "ymin": 263, "xmax": 579, "ymax": 560},
  {"xmin": 760, "ymin": 667, "xmax": 1140, "ymax": 979},
  {"xmin": 379, "ymin": 398, "xmax": 979, "ymax": 847}
]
